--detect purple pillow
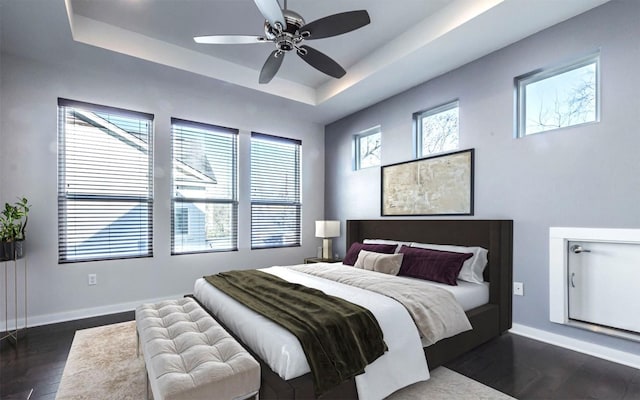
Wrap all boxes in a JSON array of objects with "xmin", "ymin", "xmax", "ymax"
[
  {"xmin": 343, "ymin": 242, "xmax": 397, "ymax": 266},
  {"xmin": 398, "ymin": 246, "xmax": 473, "ymax": 285}
]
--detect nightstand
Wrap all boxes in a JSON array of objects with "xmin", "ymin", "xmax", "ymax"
[{"xmin": 304, "ymin": 257, "xmax": 342, "ymax": 264}]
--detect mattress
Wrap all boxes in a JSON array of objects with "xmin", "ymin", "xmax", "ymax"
[{"xmin": 194, "ymin": 266, "xmax": 429, "ymax": 400}]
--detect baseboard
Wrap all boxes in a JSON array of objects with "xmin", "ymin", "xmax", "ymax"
[
  {"xmin": 16, "ymin": 294, "xmax": 181, "ymax": 329},
  {"xmin": 510, "ymin": 323, "xmax": 640, "ymax": 370}
]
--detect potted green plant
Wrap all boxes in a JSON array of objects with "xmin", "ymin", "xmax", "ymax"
[{"xmin": 0, "ymin": 197, "xmax": 30, "ymax": 261}]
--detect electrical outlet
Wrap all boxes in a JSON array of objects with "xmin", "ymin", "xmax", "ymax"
[
  {"xmin": 513, "ymin": 282, "xmax": 524, "ymax": 296},
  {"xmin": 88, "ymin": 274, "xmax": 97, "ymax": 286}
]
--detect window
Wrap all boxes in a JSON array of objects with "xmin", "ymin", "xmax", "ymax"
[
  {"xmin": 171, "ymin": 118, "xmax": 238, "ymax": 254},
  {"xmin": 57, "ymin": 99, "xmax": 153, "ymax": 263},
  {"xmin": 414, "ymin": 101, "xmax": 459, "ymax": 158},
  {"xmin": 516, "ymin": 53, "xmax": 599, "ymax": 137},
  {"xmin": 175, "ymin": 207, "xmax": 189, "ymax": 235},
  {"xmin": 251, "ymin": 133, "xmax": 301, "ymax": 249},
  {"xmin": 354, "ymin": 126, "xmax": 381, "ymax": 170}
]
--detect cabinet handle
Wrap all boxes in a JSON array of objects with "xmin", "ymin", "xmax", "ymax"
[
  {"xmin": 570, "ymin": 272, "xmax": 576, "ymax": 288},
  {"xmin": 570, "ymin": 245, "xmax": 591, "ymax": 254}
]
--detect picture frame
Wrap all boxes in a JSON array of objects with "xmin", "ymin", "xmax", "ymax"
[{"xmin": 381, "ymin": 148, "xmax": 474, "ymax": 216}]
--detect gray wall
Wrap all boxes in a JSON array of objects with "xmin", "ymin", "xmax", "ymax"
[
  {"xmin": 0, "ymin": 1, "xmax": 325, "ymax": 327},
  {"xmin": 325, "ymin": 0, "xmax": 640, "ymax": 354}
]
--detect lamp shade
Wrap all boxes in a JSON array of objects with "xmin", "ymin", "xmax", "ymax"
[{"xmin": 315, "ymin": 220, "xmax": 340, "ymax": 238}]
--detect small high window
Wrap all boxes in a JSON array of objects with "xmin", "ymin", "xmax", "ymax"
[
  {"xmin": 516, "ymin": 53, "xmax": 599, "ymax": 137},
  {"xmin": 354, "ymin": 126, "xmax": 381, "ymax": 170},
  {"xmin": 414, "ymin": 101, "xmax": 459, "ymax": 158}
]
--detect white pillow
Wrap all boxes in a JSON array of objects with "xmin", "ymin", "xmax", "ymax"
[
  {"xmin": 363, "ymin": 239, "xmax": 412, "ymax": 253},
  {"xmin": 354, "ymin": 250, "xmax": 404, "ymax": 276},
  {"xmin": 409, "ymin": 242, "xmax": 488, "ymax": 284}
]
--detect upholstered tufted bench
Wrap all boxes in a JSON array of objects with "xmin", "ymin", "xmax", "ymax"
[{"xmin": 136, "ymin": 297, "xmax": 260, "ymax": 400}]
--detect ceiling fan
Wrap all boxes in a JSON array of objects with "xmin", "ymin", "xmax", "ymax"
[{"xmin": 194, "ymin": 0, "xmax": 370, "ymax": 84}]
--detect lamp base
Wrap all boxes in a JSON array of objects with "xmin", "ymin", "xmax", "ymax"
[{"xmin": 322, "ymin": 238, "xmax": 333, "ymax": 260}]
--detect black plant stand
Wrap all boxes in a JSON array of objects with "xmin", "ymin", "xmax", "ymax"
[{"xmin": 1, "ymin": 244, "xmax": 27, "ymax": 346}]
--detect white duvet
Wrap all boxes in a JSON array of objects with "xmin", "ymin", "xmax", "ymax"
[{"xmin": 194, "ymin": 266, "xmax": 429, "ymax": 400}]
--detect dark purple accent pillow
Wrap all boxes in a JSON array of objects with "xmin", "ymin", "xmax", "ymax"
[
  {"xmin": 398, "ymin": 246, "xmax": 473, "ymax": 285},
  {"xmin": 343, "ymin": 242, "xmax": 397, "ymax": 266}
]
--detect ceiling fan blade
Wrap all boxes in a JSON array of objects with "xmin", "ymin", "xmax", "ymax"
[
  {"xmin": 194, "ymin": 35, "xmax": 269, "ymax": 44},
  {"xmin": 300, "ymin": 10, "xmax": 370, "ymax": 40},
  {"xmin": 297, "ymin": 45, "xmax": 346, "ymax": 79},
  {"xmin": 254, "ymin": 0, "xmax": 286, "ymax": 28},
  {"xmin": 260, "ymin": 50, "xmax": 285, "ymax": 84}
]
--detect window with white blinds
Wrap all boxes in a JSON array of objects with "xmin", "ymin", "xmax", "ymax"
[
  {"xmin": 171, "ymin": 118, "xmax": 238, "ymax": 254},
  {"xmin": 251, "ymin": 132, "xmax": 301, "ymax": 249},
  {"xmin": 57, "ymin": 98, "xmax": 154, "ymax": 263}
]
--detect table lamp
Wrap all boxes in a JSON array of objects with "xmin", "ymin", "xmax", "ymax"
[{"xmin": 315, "ymin": 220, "xmax": 340, "ymax": 259}]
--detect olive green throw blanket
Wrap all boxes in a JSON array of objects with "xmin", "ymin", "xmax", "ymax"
[{"xmin": 204, "ymin": 270, "xmax": 387, "ymax": 396}]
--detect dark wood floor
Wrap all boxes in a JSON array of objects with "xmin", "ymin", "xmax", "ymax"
[
  {"xmin": 1, "ymin": 312, "xmax": 639, "ymax": 399},
  {"xmin": 0, "ymin": 311, "xmax": 135, "ymax": 400},
  {"xmin": 446, "ymin": 333, "xmax": 640, "ymax": 399}
]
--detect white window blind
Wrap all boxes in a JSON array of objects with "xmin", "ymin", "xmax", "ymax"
[
  {"xmin": 171, "ymin": 118, "xmax": 238, "ymax": 254},
  {"xmin": 57, "ymin": 98, "xmax": 154, "ymax": 263},
  {"xmin": 251, "ymin": 132, "xmax": 301, "ymax": 249}
]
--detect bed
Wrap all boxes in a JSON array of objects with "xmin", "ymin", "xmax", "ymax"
[{"xmin": 193, "ymin": 219, "xmax": 513, "ymax": 399}]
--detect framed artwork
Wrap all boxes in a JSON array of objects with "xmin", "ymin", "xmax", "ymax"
[{"xmin": 381, "ymin": 148, "xmax": 474, "ymax": 216}]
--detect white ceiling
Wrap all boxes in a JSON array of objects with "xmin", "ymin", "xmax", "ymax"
[
  {"xmin": 10, "ymin": 0, "xmax": 612, "ymax": 124},
  {"xmin": 70, "ymin": 0, "xmax": 452, "ymax": 88}
]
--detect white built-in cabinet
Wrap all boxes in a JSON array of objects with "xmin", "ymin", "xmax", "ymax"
[{"xmin": 550, "ymin": 228, "xmax": 640, "ymax": 342}]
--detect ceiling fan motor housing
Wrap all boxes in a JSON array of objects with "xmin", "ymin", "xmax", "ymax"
[{"xmin": 264, "ymin": 9, "xmax": 306, "ymax": 52}]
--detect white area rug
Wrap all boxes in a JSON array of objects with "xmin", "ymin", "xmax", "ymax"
[
  {"xmin": 56, "ymin": 320, "xmax": 515, "ymax": 400},
  {"xmin": 387, "ymin": 366, "xmax": 515, "ymax": 399},
  {"xmin": 56, "ymin": 321, "xmax": 145, "ymax": 400}
]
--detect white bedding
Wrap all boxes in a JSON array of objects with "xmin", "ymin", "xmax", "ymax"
[
  {"xmin": 397, "ymin": 277, "xmax": 490, "ymax": 348},
  {"xmin": 310, "ymin": 261, "xmax": 489, "ymax": 312},
  {"xmin": 194, "ymin": 266, "xmax": 428, "ymax": 400},
  {"xmin": 395, "ymin": 276, "xmax": 490, "ymax": 311},
  {"xmin": 288, "ymin": 263, "xmax": 472, "ymax": 346}
]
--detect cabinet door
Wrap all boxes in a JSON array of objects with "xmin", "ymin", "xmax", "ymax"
[{"xmin": 568, "ymin": 241, "xmax": 640, "ymax": 334}]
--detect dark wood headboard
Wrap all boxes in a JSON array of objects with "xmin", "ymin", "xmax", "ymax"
[{"xmin": 346, "ymin": 219, "xmax": 513, "ymax": 332}]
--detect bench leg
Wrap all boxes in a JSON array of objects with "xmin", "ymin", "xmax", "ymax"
[
  {"xmin": 145, "ymin": 364, "xmax": 150, "ymax": 400},
  {"xmin": 137, "ymin": 329, "xmax": 140, "ymax": 357}
]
